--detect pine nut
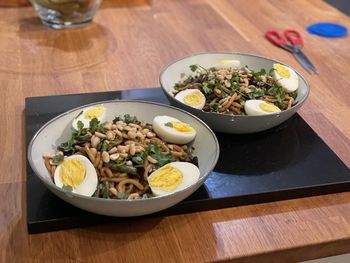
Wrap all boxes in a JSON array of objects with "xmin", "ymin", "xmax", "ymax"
[
  {"xmin": 91, "ymin": 135, "xmax": 100, "ymax": 148},
  {"xmin": 141, "ymin": 128, "xmax": 149, "ymax": 135},
  {"xmin": 128, "ymin": 130, "xmax": 137, "ymax": 139},
  {"xmin": 217, "ymin": 74, "xmax": 224, "ymax": 81},
  {"xmin": 214, "ymin": 88, "xmax": 221, "ymax": 96},
  {"xmin": 146, "ymin": 132, "xmax": 156, "ymax": 138},
  {"xmin": 115, "ymin": 130, "xmax": 123, "ymax": 137},
  {"xmin": 119, "ymin": 153, "xmax": 128, "ymax": 159},
  {"xmin": 110, "ymin": 153, "xmax": 120, "ymax": 161},
  {"xmin": 95, "ymin": 131, "xmax": 106, "ymax": 138},
  {"xmin": 136, "ymin": 131, "xmax": 145, "ymax": 140},
  {"xmin": 129, "ymin": 142, "xmax": 136, "ymax": 155},
  {"xmin": 116, "ymin": 124, "xmax": 124, "ymax": 131},
  {"xmin": 128, "ymin": 123, "xmax": 141, "ymax": 129},
  {"xmin": 102, "ymin": 151, "xmax": 110, "ymax": 163},
  {"xmin": 104, "ymin": 122, "xmax": 113, "ymax": 130},
  {"xmin": 106, "ymin": 131, "xmax": 115, "ymax": 140},
  {"xmin": 135, "ymin": 146, "xmax": 145, "ymax": 152},
  {"xmin": 108, "ymin": 147, "xmax": 118, "ymax": 154},
  {"xmin": 117, "ymin": 145, "xmax": 130, "ymax": 152}
]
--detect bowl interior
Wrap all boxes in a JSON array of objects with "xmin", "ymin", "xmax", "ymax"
[
  {"xmin": 160, "ymin": 52, "xmax": 309, "ymax": 108},
  {"xmin": 28, "ymin": 100, "xmax": 219, "ymax": 201}
]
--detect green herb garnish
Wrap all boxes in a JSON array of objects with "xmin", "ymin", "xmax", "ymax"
[
  {"xmin": 147, "ymin": 143, "xmax": 176, "ymax": 168},
  {"xmin": 164, "ymin": 122, "xmax": 173, "ymax": 127},
  {"xmin": 75, "ymin": 110, "xmax": 83, "ymax": 119},
  {"xmin": 89, "ymin": 117, "xmax": 100, "ymax": 133},
  {"xmin": 52, "ymin": 154, "xmax": 64, "ymax": 164},
  {"xmin": 117, "ymin": 192, "xmax": 127, "ymax": 199},
  {"xmin": 62, "ymin": 185, "xmax": 73, "ymax": 192}
]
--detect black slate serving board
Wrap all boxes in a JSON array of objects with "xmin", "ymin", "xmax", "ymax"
[{"xmin": 25, "ymin": 88, "xmax": 350, "ymax": 234}]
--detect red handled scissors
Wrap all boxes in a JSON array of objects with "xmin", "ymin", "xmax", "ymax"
[{"xmin": 265, "ymin": 29, "xmax": 318, "ymax": 74}]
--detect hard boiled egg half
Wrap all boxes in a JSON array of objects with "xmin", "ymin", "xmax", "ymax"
[
  {"xmin": 273, "ymin": 63, "xmax": 299, "ymax": 92},
  {"xmin": 174, "ymin": 89, "xmax": 206, "ymax": 110},
  {"xmin": 153, "ymin": 116, "xmax": 196, "ymax": 144},
  {"xmin": 244, "ymin": 99, "xmax": 281, "ymax": 116},
  {"xmin": 148, "ymin": 162, "xmax": 200, "ymax": 196},
  {"xmin": 211, "ymin": 59, "xmax": 240, "ymax": 69},
  {"xmin": 54, "ymin": 155, "xmax": 98, "ymax": 197},
  {"xmin": 72, "ymin": 105, "xmax": 106, "ymax": 130}
]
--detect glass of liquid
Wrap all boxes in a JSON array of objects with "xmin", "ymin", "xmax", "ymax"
[{"xmin": 30, "ymin": 0, "xmax": 102, "ymax": 29}]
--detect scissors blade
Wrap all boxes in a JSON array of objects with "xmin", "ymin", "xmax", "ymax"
[
  {"xmin": 298, "ymin": 52, "xmax": 318, "ymax": 74},
  {"xmin": 292, "ymin": 52, "xmax": 311, "ymax": 73},
  {"xmin": 293, "ymin": 49, "xmax": 318, "ymax": 74}
]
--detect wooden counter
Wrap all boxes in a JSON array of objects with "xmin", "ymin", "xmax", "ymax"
[{"xmin": 1, "ymin": 0, "xmax": 350, "ymax": 262}]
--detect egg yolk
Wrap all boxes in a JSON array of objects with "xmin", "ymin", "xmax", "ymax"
[
  {"xmin": 260, "ymin": 102, "xmax": 281, "ymax": 113},
  {"xmin": 60, "ymin": 159, "xmax": 86, "ymax": 187},
  {"xmin": 172, "ymin": 121, "xmax": 193, "ymax": 133},
  {"xmin": 84, "ymin": 106, "xmax": 105, "ymax": 120},
  {"xmin": 149, "ymin": 164, "xmax": 183, "ymax": 191},
  {"xmin": 274, "ymin": 64, "xmax": 290, "ymax": 78},
  {"xmin": 184, "ymin": 92, "xmax": 203, "ymax": 106}
]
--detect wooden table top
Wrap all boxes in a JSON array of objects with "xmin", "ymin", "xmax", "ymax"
[{"xmin": 1, "ymin": 0, "xmax": 350, "ymax": 262}]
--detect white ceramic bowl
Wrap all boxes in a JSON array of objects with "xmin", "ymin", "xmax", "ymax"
[
  {"xmin": 160, "ymin": 52, "xmax": 310, "ymax": 133},
  {"xmin": 28, "ymin": 100, "xmax": 219, "ymax": 217}
]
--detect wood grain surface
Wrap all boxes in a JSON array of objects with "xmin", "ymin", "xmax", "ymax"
[{"xmin": 1, "ymin": 0, "xmax": 350, "ymax": 262}]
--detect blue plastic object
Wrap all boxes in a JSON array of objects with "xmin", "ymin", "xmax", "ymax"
[{"xmin": 307, "ymin": 22, "xmax": 347, "ymax": 38}]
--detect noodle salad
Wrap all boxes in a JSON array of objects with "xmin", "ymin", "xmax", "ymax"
[
  {"xmin": 173, "ymin": 61, "xmax": 299, "ymax": 116},
  {"xmin": 42, "ymin": 110, "xmax": 199, "ymax": 200}
]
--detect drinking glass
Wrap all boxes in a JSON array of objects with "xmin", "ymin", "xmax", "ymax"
[{"xmin": 30, "ymin": 0, "xmax": 102, "ymax": 29}]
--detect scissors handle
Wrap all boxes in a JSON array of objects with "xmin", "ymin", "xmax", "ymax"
[
  {"xmin": 265, "ymin": 30, "xmax": 288, "ymax": 47},
  {"xmin": 284, "ymin": 29, "xmax": 303, "ymax": 47}
]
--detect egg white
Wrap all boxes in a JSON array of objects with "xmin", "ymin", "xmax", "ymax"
[
  {"xmin": 211, "ymin": 59, "xmax": 240, "ymax": 69},
  {"xmin": 244, "ymin": 100, "xmax": 281, "ymax": 116},
  {"xmin": 72, "ymin": 105, "xmax": 106, "ymax": 130},
  {"xmin": 152, "ymin": 116, "xmax": 196, "ymax": 144},
  {"xmin": 174, "ymin": 89, "xmax": 206, "ymax": 110},
  {"xmin": 273, "ymin": 63, "xmax": 299, "ymax": 92},
  {"xmin": 54, "ymin": 155, "xmax": 98, "ymax": 197},
  {"xmin": 148, "ymin": 162, "xmax": 200, "ymax": 196}
]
